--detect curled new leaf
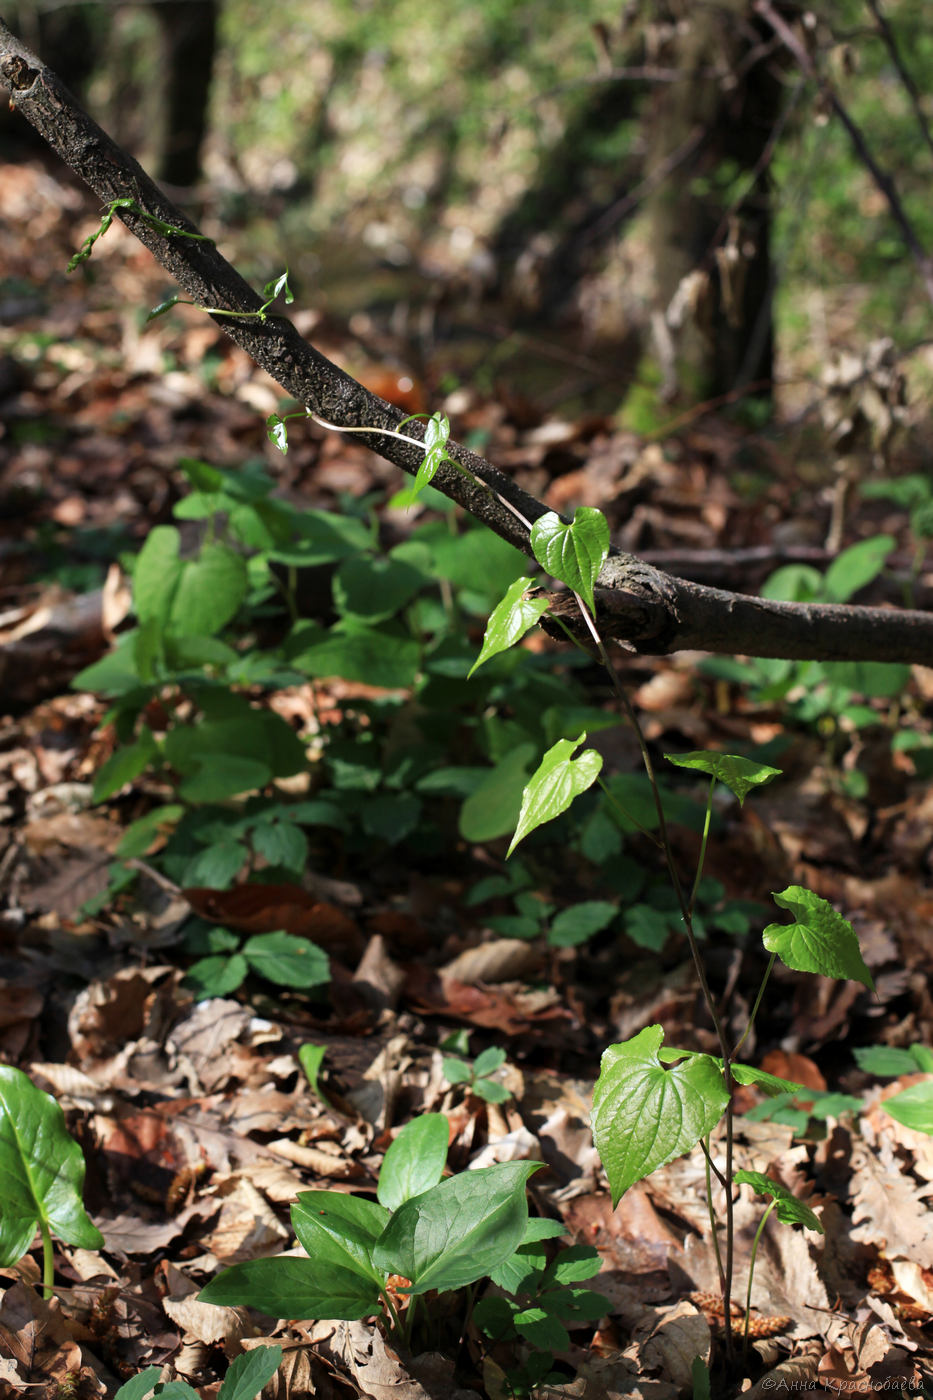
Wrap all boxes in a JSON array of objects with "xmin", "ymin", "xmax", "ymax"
[
  {"xmin": 663, "ymin": 750, "xmax": 782, "ymax": 804},
  {"xmin": 734, "ymin": 1170, "xmax": 824, "ymax": 1232}
]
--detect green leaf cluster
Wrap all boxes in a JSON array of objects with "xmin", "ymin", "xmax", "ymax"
[{"xmin": 200, "ymin": 1113, "xmax": 542, "ymax": 1328}]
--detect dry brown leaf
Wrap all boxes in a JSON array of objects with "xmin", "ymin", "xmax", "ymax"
[{"xmin": 641, "ymin": 1300, "xmax": 711, "ymax": 1390}]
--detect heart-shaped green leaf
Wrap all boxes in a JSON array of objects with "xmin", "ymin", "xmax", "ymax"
[
  {"xmin": 0, "ymin": 1066, "xmax": 104, "ymax": 1267},
  {"xmin": 469, "ymin": 577, "xmax": 550, "ymax": 677},
  {"xmin": 377, "ymin": 1113, "xmax": 449, "ymax": 1212},
  {"xmin": 763, "ymin": 887, "xmax": 873, "ymax": 989},
  {"xmin": 663, "ymin": 751, "xmax": 782, "ymax": 804},
  {"xmin": 508, "ymin": 733, "xmax": 602, "ymax": 856},
  {"xmin": 372, "ymin": 1160, "xmax": 541, "ymax": 1295},
  {"xmin": 199, "ymin": 1254, "xmax": 380, "ymax": 1319},
  {"xmin": 734, "ymin": 1170, "xmax": 824, "ymax": 1232},
  {"xmin": 530, "ymin": 508, "xmax": 610, "ymax": 614},
  {"xmin": 592, "ymin": 1026, "xmax": 729, "ymax": 1206}
]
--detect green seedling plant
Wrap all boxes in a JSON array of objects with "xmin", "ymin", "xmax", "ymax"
[
  {"xmin": 473, "ymin": 1223, "xmax": 608, "ymax": 1396},
  {"xmin": 181, "ymin": 922, "xmax": 330, "ymax": 1001},
  {"xmin": 0, "ymin": 1066, "xmax": 104, "ymax": 1298},
  {"xmin": 462, "ymin": 497, "xmax": 874, "ymax": 1364},
  {"xmin": 114, "ymin": 1344, "xmax": 282, "ymax": 1400},
  {"xmin": 200, "ymin": 1112, "xmax": 548, "ymax": 1349},
  {"xmin": 442, "ymin": 1044, "xmax": 513, "ymax": 1105}
]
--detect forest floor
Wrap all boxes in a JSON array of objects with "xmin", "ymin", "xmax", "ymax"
[{"xmin": 2, "ymin": 156, "xmax": 933, "ymax": 1400}]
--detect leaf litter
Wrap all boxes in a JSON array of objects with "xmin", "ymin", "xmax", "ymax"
[{"xmin": 1, "ymin": 159, "xmax": 933, "ymax": 1397}]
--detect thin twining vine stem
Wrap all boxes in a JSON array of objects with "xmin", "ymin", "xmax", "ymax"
[{"xmin": 571, "ymin": 588, "xmax": 738, "ymax": 1354}]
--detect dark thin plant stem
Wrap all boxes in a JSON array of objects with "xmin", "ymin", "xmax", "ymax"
[
  {"xmin": 702, "ymin": 1133, "xmax": 726, "ymax": 1292},
  {"xmin": 570, "ymin": 592, "xmax": 737, "ymax": 1357},
  {"xmin": 864, "ymin": 0, "xmax": 933, "ymax": 165}
]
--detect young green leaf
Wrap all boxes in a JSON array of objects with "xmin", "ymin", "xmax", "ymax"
[
  {"xmin": 92, "ymin": 727, "xmax": 159, "ymax": 803},
  {"xmin": 469, "ymin": 576, "xmax": 550, "ymax": 677},
  {"xmin": 199, "ymin": 1254, "xmax": 380, "ymax": 1319},
  {"xmin": 530, "ymin": 508, "xmax": 609, "ymax": 614},
  {"xmin": 763, "ymin": 887, "xmax": 874, "ymax": 989},
  {"xmin": 592, "ymin": 1025, "xmax": 729, "ymax": 1206},
  {"xmin": 377, "ymin": 1113, "xmax": 449, "ymax": 1212},
  {"xmin": 0, "ymin": 1066, "xmax": 104, "ymax": 1267},
  {"xmin": 853, "ymin": 1045, "xmax": 931, "ymax": 1077},
  {"xmin": 881, "ymin": 1081, "xmax": 933, "ymax": 1135},
  {"xmin": 291, "ymin": 1191, "xmax": 390, "ymax": 1285},
  {"xmin": 734, "ymin": 1170, "xmax": 824, "ymax": 1232},
  {"xmin": 548, "ymin": 900, "xmax": 617, "ymax": 948},
  {"xmin": 219, "ymin": 1345, "xmax": 283, "ymax": 1400},
  {"xmin": 507, "ymin": 733, "xmax": 602, "ymax": 856},
  {"xmin": 298, "ymin": 1043, "xmax": 330, "ymax": 1105},
  {"xmin": 372, "ymin": 1160, "xmax": 542, "ymax": 1294},
  {"xmin": 267, "ymin": 414, "xmax": 289, "ymax": 454},
  {"xmin": 663, "ymin": 751, "xmax": 782, "ymax": 805},
  {"xmin": 241, "ymin": 932, "xmax": 330, "ymax": 988}
]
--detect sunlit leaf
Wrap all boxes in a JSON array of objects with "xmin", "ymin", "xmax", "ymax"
[
  {"xmin": 507, "ymin": 733, "xmax": 602, "ymax": 856},
  {"xmin": 763, "ymin": 887, "xmax": 873, "ymax": 989},
  {"xmin": 663, "ymin": 751, "xmax": 782, "ymax": 805},
  {"xmin": 530, "ymin": 508, "xmax": 609, "ymax": 613}
]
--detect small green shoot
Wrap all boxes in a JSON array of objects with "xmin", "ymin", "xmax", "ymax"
[
  {"xmin": 114, "ymin": 1345, "xmax": 282, "ymax": 1400},
  {"xmin": 442, "ymin": 1045, "xmax": 512, "ymax": 1104},
  {"xmin": 68, "ymin": 196, "xmax": 214, "ymax": 271}
]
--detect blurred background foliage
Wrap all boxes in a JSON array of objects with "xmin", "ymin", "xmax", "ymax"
[{"xmin": 5, "ymin": 0, "xmax": 933, "ymax": 420}]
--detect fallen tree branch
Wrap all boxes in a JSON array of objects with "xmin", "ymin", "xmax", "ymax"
[{"xmin": 2, "ymin": 20, "xmax": 931, "ymax": 664}]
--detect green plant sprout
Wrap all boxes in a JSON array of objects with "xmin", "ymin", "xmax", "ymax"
[
  {"xmin": 148, "ymin": 270, "xmax": 293, "ymax": 324},
  {"xmin": 200, "ymin": 1112, "xmax": 547, "ymax": 1350},
  {"xmin": 442, "ymin": 1044, "xmax": 513, "ymax": 1105},
  {"xmin": 0, "ymin": 1066, "xmax": 104, "ymax": 1298},
  {"xmin": 450, "ymin": 488, "xmax": 873, "ymax": 1359},
  {"xmin": 67, "ymin": 196, "xmax": 214, "ymax": 272},
  {"xmin": 298, "ymin": 1042, "xmax": 331, "ymax": 1107},
  {"xmin": 113, "ymin": 1344, "xmax": 282, "ymax": 1400},
  {"xmin": 732, "ymin": 1172, "xmax": 823, "ymax": 1354},
  {"xmin": 181, "ymin": 923, "xmax": 330, "ymax": 1001}
]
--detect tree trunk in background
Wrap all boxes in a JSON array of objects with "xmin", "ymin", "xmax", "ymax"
[
  {"xmin": 154, "ymin": 0, "xmax": 218, "ymax": 187},
  {"xmin": 644, "ymin": 0, "xmax": 784, "ymax": 405}
]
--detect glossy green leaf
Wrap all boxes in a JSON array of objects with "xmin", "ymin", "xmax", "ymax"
[
  {"xmin": 0, "ymin": 1066, "xmax": 104, "ymax": 1267},
  {"xmin": 763, "ymin": 887, "xmax": 873, "ymax": 989},
  {"xmin": 663, "ymin": 751, "xmax": 782, "ymax": 805},
  {"xmin": 592, "ymin": 1026, "xmax": 729, "ymax": 1206},
  {"xmin": 377, "ymin": 1112, "xmax": 449, "ymax": 1212},
  {"xmin": 881, "ymin": 1081, "xmax": 933, "ymax": 1135},
  {"xmin": 372, "ymin": 1160, "xmax": 541, "ymax": 1295},
  {"xmin": 530, "ymin": 508, "xmax": 609, "ymax": 614},
  {"xmin": 734, "ymin": 1170, "xmax": 824, "ymax": 1232},
  {"xmin": 267, "ymin": 413, "xmax": 289, "ymax": 454},
  {"xmin": 292, "ymin": 1191, "xmax": 389, "ymax": 1284},
  {"xmin": 242, "ymin": 932, "xmax": 330, "ymax": 988},
  {"xmin": 220, "ymin": 1345, "xmax": 283, "ymax": 1400},
  {"xmin": 199, "ymin": 1254, "xmax": 379, "ymax": 1319},
  {"xmin": 507, "ymin": 733, "xmax": 602, "ymax": 856},
  {"xmin": 468, "ymin": 576, "xmax": 550, "ymax": 677}
]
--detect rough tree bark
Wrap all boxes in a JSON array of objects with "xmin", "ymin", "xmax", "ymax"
[{"xmin": 1, "ymin": 20, "xmax": 930, "ymax": 665}]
